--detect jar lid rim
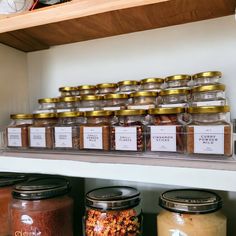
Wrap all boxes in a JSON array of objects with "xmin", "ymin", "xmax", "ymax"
[
  {"xmin": 59, "ymin": 96, "xmax": 80, "ymax": 102},
  {"xmin": 57, "ymin": 111, "xmax": 84, "ymax": 117},
  {"xmin": 193, "ymin": 71, "xmax": 222, "ymax": 79},
  {"xmin": 78, "ymin": 85, "xmax": 96, "ymax": 90},
  {"xmin": 115, "ymin": 109, "xmax": 147, "ymax": 116},
  {"xmin": 165, "ymin": 74, "xmax": 191, "ymax": 82},
  {"xmin": 81, "ymin": 95, "xmax": 103, "ymax": 101},
  {"xmin": 148, "ymin": 107, "xmax": 185, "ymax": 114},
  {"xmin": 188, "ymin": 106, "xmax": 230, "ymax": 114},
  {"xmin": 10, "ymin": 114, "xmax": 33, "ymax": 119},
  {"xmin": 104, "ymin": 93, "xmax": 129, "ymax": 99},
  {"xmin": 140, "ymin": 78, "xmax": 164, "ymax": 84},
  {"xmin": 118, "ymin": 80, "xmax": 139, "ymax": 86},
  {"xmin": 191, "ymin": 84, "xmax": 225, "ymax": 93},
  {"xmin": 85, "ymin": 110, "xmax": 113, "ymax": 117},
  {"xmin": 33, "ymin": 113, "xmax": 57, "ymax": 118},
  {"xmin": 59, "ymin": 86, "xmax": 79, "ymax": 92},
  {"xmin": 38, "ymin": 98, "xmax": 59, "ymax": 103},
  {"xmin": 96, "ymin": 83, "xmax": 117, "ymax": 89},
  {"xmin": 160, "ymin": 89, "xmax": 190, "ymax": 96}
]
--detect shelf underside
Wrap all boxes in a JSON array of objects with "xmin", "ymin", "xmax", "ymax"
[{"xmin": 0, "ymin": 0, "xmax": 235, "ymax": 52}]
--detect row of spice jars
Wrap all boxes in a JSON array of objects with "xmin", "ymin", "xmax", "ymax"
[
  {"xmin": 59, "ymin": 71, "xmax": 223, "ymax": 96},
  {"xmin": 6, "ymin": 105, "xmax": 232, "ymax": 156}
]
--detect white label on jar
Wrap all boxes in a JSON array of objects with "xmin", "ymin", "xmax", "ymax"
[
  {"xmin": 79, "ymin": 107, "xmax": 95, "ymax": 112},
  {"xmin": 193, "ymin": 100, "xmax": 225, "ymax": 107},
  {"xmin": 56, "ymin": 108, "xmax": 72, "ymax": 113},
  {"xmin": 160, "ymin": 103, "xmax": 187, "ymax": 108},
  {"xmin": 169, "ymin": 229, "xmax": 187, "ymax": 236},
  {"xmin": 128, "ymin": 104, "xmax": 155, "ymax": 110},
  {"xmin": 103, "ymin": 106, "xmax": 121, "ymax": 111},
  {"xmin": 150, "ymin": 126, "xmax": 176, "ymax": 152},
  {"xmin": 115, "ymin": 127, "xmax": 137, "ymax": 151},
  {"xmin": 30, "ymin": 128, "xmax": 46, "ymax": 147},
  {"xmin": 55, "ymin": 127, "xmax": 72, "ymax": 148},
  {"xmin": 83, "ymin": 127, "xmax": 103, "ymax": 149},
  {"xmin": 7, "ymin": 128, "xmax": 22, "ymax": 147},
  {"xmin": 194, "ymin": 126, "xmax": 224, "ymax": 154}
]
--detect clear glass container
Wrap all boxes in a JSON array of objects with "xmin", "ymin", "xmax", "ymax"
[
  {"xmin": 54, "ymin": 111, "xmax": 84, "ymax": 150},
  {"xmin": 158, "ymin": 189, "xmax": 226, "ymax": 236},
  {"xmin": 84, "ymin": 186, "xmax": 142, "ymax": 236},
  {"xmin": 57, "ymin": 96, "xmax": 80, "ymax": 112},
  {"xmin": 111, "ymin": 109, "xmax": 147, "ymax": 152},
  {"xmin": 96, "ymin": 83, "xmax": 117, "ymax": 94},
  {"xmin": 118, "ymin": 80, "xmax": 139, "ymax": 94},
  {"xmin": 35, "ymin": 98, "xmax": 59, "ymax": 114},
  {"xmin": 79, "ymin": 95, "xmax": 103, "ymax": 112},
  {"xmin": 140, "ymin": 77, "xmax": 164, "ymax": 91},
  {"xmin": 160, "ymin": 89, "xmax": 190, "ymax": 106},
  {"xmin": 6, "ymin": 114, "xmax": 33, "ymax": 149},
  {"xmin": 128, "ymin": 91, "xmax": 158, "ymax": 110},
  {"xmin": 59, "ymin": 86, "xmax": 80, "ymax": 97},
  {"xmin": 29, "ymin": 113, "xmax": 57, "ymax": 149},
  {"xmin": 165, "ymin": 74, "xmax": 191, "ymax": 88},
  {"xmin": 147, "ymin": 107, "xmax": 186, "ymax": 153},
  {"xmin": 103, "ymin": 93, "xmax": 129, "ymax": 111},
  {"xmin": 193, "ymin": 71, "xmax": 222, "ymax": 86},
  {"xmin": 80, "ymin": 110, "xmax": 113, "ymax": 150},
  {"xmin": 11, "ymin": 178, "xmax": 73, "ymax": 236},
  {"xmin": 187, "ymin": 106, "xmax": 232, "ymax": 156},
  {"xmin": 78, "ymin": 85, "xmax": 97, "ymax": 95}
]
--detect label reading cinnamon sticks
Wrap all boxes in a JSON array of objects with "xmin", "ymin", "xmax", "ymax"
[
  {"xmin": 55, "ymin": 127, "xmax": 72, "ymax": 148},
  {"xmin": 30, "ymin": 128, "xmax": 46, "ymax": 147},
  {"xmin": 83, "ymin": 127, "xmax": 103, "ymax": 149},
  {"xmin": 194, "ymin": 126, "xmax": 224, "ymax": 154},
  {"xmin": 150, "ymin": 126, "xmax": 176, "ymax": 152},
  {"xmin": 7, "ymin": 128, "xmax": 22, "ymax": 147}
]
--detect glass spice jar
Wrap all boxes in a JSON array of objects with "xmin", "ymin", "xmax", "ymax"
[
  {"xmin": 147, "ymin": 107, "xmax": 186, "ymax": 153},
  {"xmin": 118, "ymin": 80, "xmax": 139, "ymax": 94},
  {"xmin": 140, "ymin": 77, "xmax": 164, "ymax": 91},
  {"xmin": 157, "ymin": 189, "xmax": 226, "ymax": 236},
  {"xmin": 111, "ymin": 109, "xmax": 147, "ymax": 152},
  {"xmin": 11, "ymin": 178, "xmax": 73, "ymax": 236},
  {"xmin": 103, "ymin": 93, "xmax": 129, "ymax": 111},
  {"xmin": 191, "ymin": 84, "xmax": 226, "ymax": 107},
  {"xmin": 192, "ymin": 71, "xmax": 222, "ymax": 86},
  {"xmin": 54, "ymin": 111, "xmax": 84, "ymax": 150},
  {"xmin": 96, "ymin": 83, "xmax": 117, "ymax": 94},
  {"xmin": 29, "ymin": 113, "xmax": 57, "ymax": 149},
  {"xmin": 80, "ymin": 110, "xmax": 113, "ymax": 150},
  {"xmin": 84, "ymin": 186, "xmax": 142, "ymax": 236},
  {"xmin": 35, "ymin": 97, "xmax": 59, "ymax": 114},
  {"xmin": 6, "ymin": 114, "xmax": 33, "ymax": 149},
  {"xmin": 57, "ymin": 96, "xmax": 80, "ymax": 112},
  {"xmin": 79, "ymin": 95, "xmax": 103, "ymax": 112},
  {"xmin": 165, "ymin": 74, "xmax": 191, "ymax": 88},
  {"xmin": 187, "ymin": 106, "xmax": 232, "ymax": 156},
  {"xmin": 59, "ymin": 86, "xmax": 80, "ymax": 97},
  {"xmin": 128, "ymin": 91, "xmax": 158, "ymax": 110},
  {"xmin": 78, "ymin": 85, "xmax": 97, "ymax": 95}
]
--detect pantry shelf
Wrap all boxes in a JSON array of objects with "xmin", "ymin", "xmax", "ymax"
[
  {"xmin": 1, "ymin": 151, "xmax": 236, "ymax": 192},
  {"xmin": 0, "ymin": 0, "xmax": 235, "ymax": 52}
]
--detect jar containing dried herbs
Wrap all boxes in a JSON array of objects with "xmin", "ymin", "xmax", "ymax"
[
  {"xmin": 192, "ymin": 71, "xmax": 222, "ymax": 86},
  {"xmin": 118, "ymin": 80, "xmax": 139, "ymax": 94},
  {"xmin": 103, "ymin": 93, "xmax": 129, "ymax": 111},
  {"xmin": 79, "ymin": 95, "xmax": 103, "ymax": 112},
  {"xmin": 165, "ymin": 74, "xmax": 191, "ymax": 88},
  {"xmin": 78, "ymin": 85, "xmax": 97, "ymax": 95},
  {"xmin": 96, "ymin": 83, "xmax": 117, "ymax": 94},
  {"xmin": 84, "ymin": 186, "xmax": 142, "ymax": 236},
  {"xmin": 57, "ymin": 96, "xmax": 80, "ymax": 112},
  {"xmin": 80, "ymin": 110, "xmax": 113, "ymax": 150},
  {"xmin": 29, "ymin": 113, "xmax": 57, "ymax": 149},
  {"xmin": 147, "ymin": 107, "xmax": 186, "ymax": 153},
  {"xmin": 54, "ymin": 111, "xmax": 84, "ymax": 150},
  {"xmin": 187, "ymin": 106, "xmax": 232, "ymax": 156},
  {"xmin": 111, "ymin": 109, "xmax": 147, "ymax": 152},
  {"xmin": 59, "ymin": 86, "xmax": 80, "ymax": 97},
  {"xmin": 140, "ymin": 77, "xmax": 164, "ymax": 91},
  {"xmin": 11, "ymin": 178, "xmax": 73, "ymax": 236},
  {"xmin": 35, "ymin": 97, "xmax": 59, "ymax": 114},
  {"xmin": 7, "ymin": 114, "xmax": 33, "ymax": 149}
]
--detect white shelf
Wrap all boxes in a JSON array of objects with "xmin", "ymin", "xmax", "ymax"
[{"xmin": 1, "ymin": 151, "xmax": 236, "ymax": 192}]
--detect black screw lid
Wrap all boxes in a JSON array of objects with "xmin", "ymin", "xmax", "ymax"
[{"xmin": 0, "ymin": 173, "xmax": 27, "ymax": 187}]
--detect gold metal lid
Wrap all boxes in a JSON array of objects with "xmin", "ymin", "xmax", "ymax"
[
  {"xmin": 33, "ymin": 113, "xmax": 57, "ymax": 119},
  {"xmin": 118, "ymin": 80, "xmax": 139, "ymax": 86},
  {"xmin": 84, "ymin": 110, "xmax": 114, "ymax": 117},
  {"xmin": 59, "ymin": 86, "xmax": 79, "ymax": 92},
  {"xmin": 165, "ymin": 74, "xmax": 191, "ymax": 82},
  {"xmin": 115, "ymin": 109, "xmax": 147, "ymax": 116},
  {"xmin": 104, "ymin": 94, "xmax": 129, "ymax": 100},
  {"xmin": 140, "ymin": 78, "xmax": 164, "ymax": 84},
  {"xmin": 81, "ymin": 95, "xmax": 103, "ymax": 101},
  {"xmin": 148, "ymin": 107, "xmax": 185, "ymax": 115},
  {"xmin": 192, "ymin": 84, "xmax": 226, "ymax": 93},
  {"xmin": 10, "ymin": 114, "xmax": 33, "ymax": 119},
  {"xmin": 57, "ymin": 111, "xmax": 83, "ymax": 118},
  {"xmin": 59, "ymin": 96, "xmax": 80, "ymax": 102},
  {"xmin": 188, "ymin": 106, "xmax": 230, "ymax": 114},
  {"xmin": 193, "ymin": 71, "xmax": 222, "ymax": 80},
  {"xmin": 130, "ymin": 91, "xmax": 158, "ymax": 98},
  {"xmin": 96, "ymin": 83, "xmax": 117, "ymax": 89},
  {"xmin": 160, "ymin": 89, "xmax": 190, "ymax": 96},
  {"xmin": 78, "ymin": 85, "xmax": 96, "ymax": 90},
  {"xmin": 38, "ymin": 98, "xmax": 59, "ymax": 103}
]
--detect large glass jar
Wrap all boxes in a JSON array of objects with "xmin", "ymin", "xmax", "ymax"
[
  {"xmin": 11, "ymin": 178, "xmax": 73, "ymax": 236},
  {"xmin": 187, "ymin": 106, "xmax": 232, "ymax": 156},
  {"xmin": 0, "ymin": 174, "xmax": 27, "ymax": 236},
  {"xmin": 80, "ymin": 110, "xmax": 113, "ymax": 150},
  {"xmin": 103, "ymin": 93, "xmax": 129, "ymax": 111},
  {"xmin": 6, "ymin": 114, "xmax": 33, "ymax": 149},
  {"xmin": 165, "ymin": 74, "xmax": 191, "ymax": 88},
  {"xmin": 96, "ymin": 83, "xmax": 117, "ymax": 94},
  {"xmin": 35, "ymin": 98, "xmax": 59, "ymax": 114},
  {"xmin": 118, "ymin": 80, "xmax": 139, "ymax": 94},
  {"xmin": 59, "ymin": 86, "xmax": 80, "ymax": 97},
  {"xmin": 29, "ymin": 113, "xmax": 57, "ymax": 149},
  {"xmin": 157, "ymin": 189, "xmax": 226, "ymax": 236},
  {"xmin": 54, "ymin": 111, "xmax": 84, "ymax": 150},
  {"xmin": 57, "ymin": 96, "xmax": 80, "ymax": 112},
  {"xmin": 111, "ymin": 109, "xmax": 147, "ymax": 152},
  {"xmin": 193, "ymin": 71, "xmax": 222, "ymax": 86},
  {"xmin": 84, "ymin": 186, "xmax": 142, "ymax": 236},
  {"xmin": 78, "ymin": 85, "xmax": 97, "ymax": 95},
  {"xmin": 79, "ymin": 95, "xmax": 103, "ymax": 112},
  {"xmin": 147, "ymin": 107, "xmax": 185, "ymax": 153},
  {"xmin": 140, "ymin": 77, "xmax": 164, "ymax": 91},
  {"xmin": 128, "ymin": 91, "xmax": 158, "ymax": 110}
]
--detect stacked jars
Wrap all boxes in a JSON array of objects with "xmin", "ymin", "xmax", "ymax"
[
  {"xmin": 103, "ymin": 93, "xmax": 129, "ymax": 111},
  {"xmin": 79, "ymin": 95, "xmax": 103, "ymax": 111},
  {"xmin": 165, "ymin": 74, "xmax": 191, "ymax": 88},
  {"xmin": 57, "ymin": 96, "xmax": 80, "ymax": 112},
  {"xmin": 35, "ymin": 97, "xmax": 59, "ymax": 114},
  {"xmin": 140, "ymin": 77, "xmax": 164, "ymax": 91}
]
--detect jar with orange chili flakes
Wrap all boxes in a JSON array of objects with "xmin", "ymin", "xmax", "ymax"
[{"xmin": 84, "ymin": 186, "xmax": 143, "ymax": 236}]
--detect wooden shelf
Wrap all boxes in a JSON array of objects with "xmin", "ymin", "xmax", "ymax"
[{"xmin": 0, "ymin": 0, "xmax": 235, "ymax": 52}]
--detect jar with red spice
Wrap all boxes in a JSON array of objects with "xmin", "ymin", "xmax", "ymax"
[
  {"xmin": 84, "ymin": 186, "xmax": 142, "ymax": 236},
  {"xmin": 11, "ymin": 177, "xmax": 73, "ymax": 236}
]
